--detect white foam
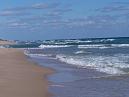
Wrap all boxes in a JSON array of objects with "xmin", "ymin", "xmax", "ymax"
[
  {"xmin": 24, "ymin": 49, "xmax": 52, "ymax": 57},
  {"xmin": 78, "ymin": 44, "xmax": 109, "ymax": 49},
  {"xmin": 0, "ymin": 46, "xmax": 6, "ymax": 48},
  {"xmin": 74, "ymin": 50, "xmax": 86, "ymax": 54},
  {"xmin": 78, "ymin": 44, "xmax": 129, "ymax": 49},
  {"xmin": 111, "ymin": 44, "xmax": 129, "ymax": 47},
  {"xmin": 97, "ymin": 67, "xmax": 124, "ymax": 75},
  {"xmin": 56, "ymin": 54, "xmax": 129, "ymax": 75},
  {"xmin": 39, "ymin": 44, "xmax": 71, "ymax": 48},
  {"xmin": 26, "ymin": 53, "xmax": 52, "ymax": 57},
  {"xmin": 100, "ymin": 39, "xmax": 115, "ymax": 42},
  {"xmin": 65, "ymin": 40, "xmax": 92, "ymax": 43},
  {"xmin": 106, "ymin": 39, "xmax": 115, "ymax": 41}
]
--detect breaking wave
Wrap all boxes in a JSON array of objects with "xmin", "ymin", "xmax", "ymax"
[
  {"xmin": 24, "ymin": 37, "xmax": 129, "ymax": 75},
  {"xmin": 78, "ymin": 44, "xmax": 129, "ymax": 49},
  {"xmin": 56, "ymin": 54, "xmax": 129, "ymax": 75},
  {"xmin": 39, "ymin": 44, "xmax": 72, "ymax": 48}
]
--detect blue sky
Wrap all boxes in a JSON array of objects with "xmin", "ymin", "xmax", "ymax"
[{"xmin": 0, "ymin": 0, "xmax": 129, "ymax": 40}]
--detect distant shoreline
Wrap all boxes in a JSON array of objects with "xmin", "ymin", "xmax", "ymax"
[{"xmin": 0, "ymin": 40, "xmax": 15, "ymax": 45}]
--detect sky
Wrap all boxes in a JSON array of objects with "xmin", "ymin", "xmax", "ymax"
[{"xmin": 0, "ymin": 0, "xmax": 129, "ymax": 40}]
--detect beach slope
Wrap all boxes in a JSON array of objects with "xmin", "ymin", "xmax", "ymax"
[{"xmin": 0, "ymin": 48, "xmax": 53, "ymax": 97}]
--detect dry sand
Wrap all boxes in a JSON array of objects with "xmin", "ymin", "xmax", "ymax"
[
  {"xmin": 0, "ymin": 48, "xmax": 53, "ymax": 97},
  {"xmin": 0, "ymin": 40, "xmax": 15, "ymax": 45}
]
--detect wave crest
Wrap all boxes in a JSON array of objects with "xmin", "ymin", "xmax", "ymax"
[{"xmin": 56, "ymin": 54, "xmax": 129, "ymax": 75}]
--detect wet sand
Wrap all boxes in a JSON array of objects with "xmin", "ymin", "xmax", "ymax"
[{"xmin": 0, "ymin": 48, "xmax": 53, "ymax": 97}]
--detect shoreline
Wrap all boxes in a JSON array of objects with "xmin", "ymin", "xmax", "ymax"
[
  {"xmin": 30, "ymin": 52, "xmax": 129, "ymax": 97},
  {"xmin": 0, "ymin": 48, "xmax": 54, "ymax": 97}
]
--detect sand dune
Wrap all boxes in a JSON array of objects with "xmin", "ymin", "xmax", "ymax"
[{"xmin": 0, "ymin": 40, "xmax": 15, "ymax": 45}]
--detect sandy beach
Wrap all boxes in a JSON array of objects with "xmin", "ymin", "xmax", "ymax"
[
  {"xmin": 0, "ymin": 40, "xmax": 15, "ymax": 45},
  {"xmin": 0, "ymin": 48, "xmax": 53, "ymax": 97}
]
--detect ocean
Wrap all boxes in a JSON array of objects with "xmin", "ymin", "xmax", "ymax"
[
  {"xmin": 11, "ymin": 37, "xmax": 129, "ymax": 75},
  {"xmin": 9, "ymin": 37, "xmax": 129, "ymax": 97}
]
